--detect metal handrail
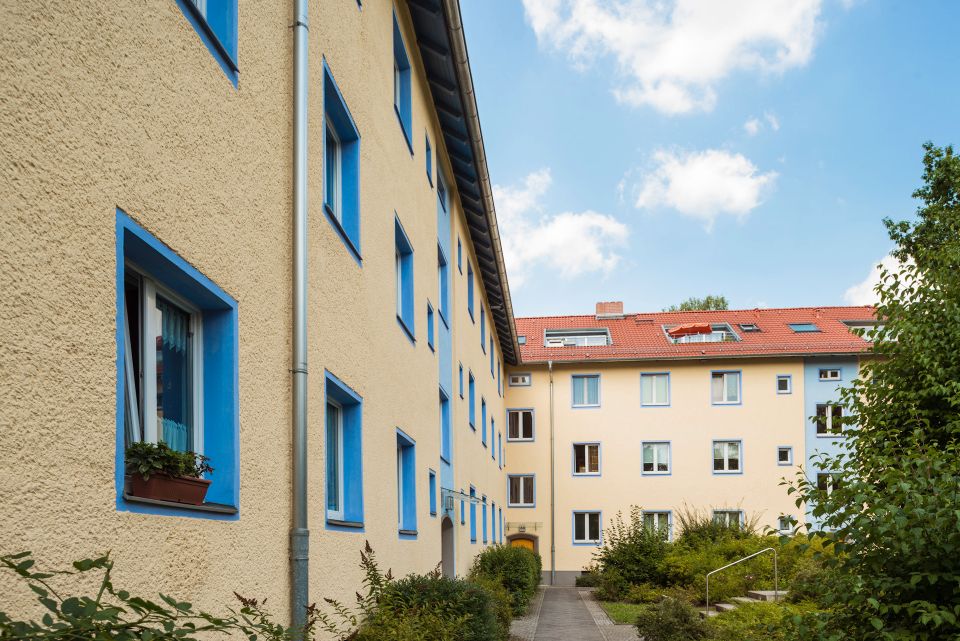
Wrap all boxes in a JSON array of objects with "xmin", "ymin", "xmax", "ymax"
[{"xmin": 705, "ymin": 547, "xmax": 778, "ymax": 614}]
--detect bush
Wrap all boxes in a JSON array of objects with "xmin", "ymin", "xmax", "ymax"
[
  {"xmin": 674, "ymin": 505, "xmax": 759, "ymax": 547},
  {"xmin": 469, "ymin": 545, "xmax": 541, "ymax": 614},
  {"xmin": 574, "ymin": 570, "xmax": 601, "ymax": 587},
  {"xmin": 470, "ymin": 576, "xmax": 513, "ymax": 640},
  {"xmin": 706, "ymin": 601, "xmax": 820, "ymax": 641},
  {"xmin": 595, "ymin": 567, "xmax": 629, "ymax": 602},
  {"xmin": 623, "ymin": 582, "xmax": 662, "ymax": 604},
  {"xmin": 594, "ymin": 507, "xmax": 669, "ymax": 586},
  {"xmin": 634, "ymin": 597, "xmax": 710, "ymax": 641}
]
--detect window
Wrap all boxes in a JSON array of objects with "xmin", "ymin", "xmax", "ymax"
[
  {"xmin": 573, "ymin": 443, "xmax": 600, "ymax": 475},
  {"xmin": 816, "ymin": 403, "xmax": 844, "ymax": 435},
  {"xmin": 499, "ymin": 508, "xmax": 503, "ymax": 544},
  {"xmin": 426, "ymin": 303, "xmax": 435, "ymax": 351},
  {"xmin": 325, "ymin": 371, "xmax": 364, "ymax": 527},
  {"xmin": 467, "ymin": 264, "xmax": 475, "ymax": 320},
  {"xmin": 665, "ymin": 323, "xmax": 739, "ymax": 344},
  {"xmin": 118, "ymin": 210, "xmax": 238, "ymax": 516},
  {"xmin": 460, "ymin": 489, "xmax": 465, "ymax": 524},
  {"xmin": 425, "ymin": 135, "xmax": 433, "ymax": 185},
  {"xmin": 480, "ymin": 306, "xmax": 486, "ymax": 350},
  {"xmin": 392, "ymin": 12, "xmax": 412, "ymax": 151},
  {"xmin": 819, "ymin": 368, "xmax": 841, "ymax": 381},
  {"xmin": 507, "ymin": 409, "xmax": 534, "ymax": 441},
  {"xmin": 572, "ymin": 375, "xmax": 600, "ymax": 407},
  {"xmin": 469, "ymin": 486, "xmax": 477, "ymax": 542},
  {"xmin": 491, "ymin": 502, "xmax": 496, "ymax": 542},
  {"xmin": 777, "ymin": 446, "xmax": 793, "ymax": 466},
  {"xmin": 641, "ymin": 373, "xmax": 670, "ymax": 406},
  {"xmin": 498, "ymin": 432, "xmax": 503, "ymax": 468},
  {"xmin": 713, "ymin": 440, "xmax": 742, "ymax": 473},
  {"xmin": 437, "ymin": 248, "xmax": 449, "ymax": 322},
  {"xmin": 457, "ymin": 238, "xmax": 462, "ymax": 273},
  {"xmin": 394, "ymin": 217, "xmax": 414, "ymax": 339},
  {"xmin": 482, "ymin": 495, "xmax": 488, "ymax": 543},
  {"xmin": 545, "ymin": 328, "xmax": 610, "ymax": 347},
  {"xmin": 711, "ymin": 371, "xmax": 741, "ymax": 405},
  {"xmin": 490, "ymin": 337, "xmax": 494, "ymax": 376},
  {"xmin": 778, "ymin": 516, "xmax": 792, "ymax": 533},
  {"xmin": 713, "ymin": 510, "xmax": 743, "ymax": 527},
  {"xmin": 817, "ymin": 473, "xmax": 841, "ymax": 496},
  {"xmin": 739, "ymin": 323, "xmax": 761, "ymax": 332},
  {"xmin": 481, "ymin": 398, "xmax": 487, "ymax": 447},
  {"xmin": 497, "ymin": 361, "xmax": 502, "ymax": 396},
  {"xmin": 440, "ymin": 390, "xmax": 451, "ymax": 463},
  {"xmin": 396, "ymin": 430, "xmax": 416, "ymax": 535},
  {"xmin": 642, "ymin": 442, "xmax": 671, "ymax": 474},
  {"xmin": 789, "ymin": 323, "xmax": 820, "ymax": 333},
  {"xmin": 518, "ymin": 335, "xmax": 527, "ymax": 345},
  {"xmin": 468, "ymin": 373, "xmax": 476, "ymax": 428},
  {"xmin": 428, "ymin": 470, "xmax": 437, "ymax": 516},
  {"xmin": 573, "ymin": 511, "xmax": 601, "ymax": 544},
  {"xmin": 777, "ymin": 375, "xmax": 792, "ymax": 394},
  {"xmin": 643, "ymin": 512, "xmax": 671, "ymax": 540},
  {"xmin": 508, "ymin": 475, "xmax": 535, "ymax": 507},
  {"xmin": 458, "ymin": 364, "xmax": 464, "ymax": 398},
  {"xmin": 491, "ymin": 419, "xmax": 496, "ymax": 459},
  {"xmin": 323, "ymin": 64, "xmax": 361, "ymax": 259},
  {"xmin": 177, "ymin": 0, "xmax": 239, "ymax": 86},
  {"xmin": 509, "ymin": 373, "xmax": 531, "ymax": 387}
]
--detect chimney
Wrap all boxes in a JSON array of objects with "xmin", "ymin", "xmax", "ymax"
[{"xmin": 596, "ymin": 301, "xmax": 624, "ymax": 319}]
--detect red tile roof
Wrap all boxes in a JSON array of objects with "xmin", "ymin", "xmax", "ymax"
[{"xmin": 516, "ymin": 306, "xmax": 876, "ymax": 363}]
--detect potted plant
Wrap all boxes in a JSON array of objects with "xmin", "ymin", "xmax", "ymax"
[{"xmin": 125, "ymin": 441, "xmax": 213, "ymax": 505}]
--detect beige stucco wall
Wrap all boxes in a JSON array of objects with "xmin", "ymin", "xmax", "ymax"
[
  {"xmin": 504, "ymin": 359, "xmax": 806, "ymax": 574},
  {"xmin": 0, "ymin": 0, "xmax": 508, "ymax": 628}
]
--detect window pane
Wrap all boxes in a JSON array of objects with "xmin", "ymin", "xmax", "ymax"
[
  {"xmin": 588, "ymin": 445, "xmax": 599, "ymax": 472},
  {"xmin": 589, "ymin": 513, "xmax": 600, "ymax": 540},
  {"xmin": 325, "ymin": 126, "xmax": 338, "ymax": 216},
  {"xmin": 509, "ymin": 412, "xmax": 519, "ymax": 439},
  {"xmin": 655, "ymin": 375, "xmax": 668, "ymax": 403},
  {"xmin": 326, "ymin": 404, "xmax": 340, "ymax": 511},
  {"xmin": 643, "ymin": 514, "xmax": 654, "ymax": 530},
  {"xmin": 574, "ymin": 445, "xmax": 586, "ymax": 473},
  {"xmin": 573, "ymin": 378, "xmax": 585, "ymax": 405},
  {"xmin": 711, "ymin": 373, "xmax": 723, "ymax": 402},
  {"xmin": 656, "ymin": 444, "xmax": 669, "ymax": 472},
  {"xmin": 155, "ymin": 296, "xmax": 192, "ymax": 452},
  {"xmin": 713, "ymin": 442, "xmax": 723, "ymax": 470},
  {"xmin": 586, "ymin": 376, "xmax": 599, "ymax": 405},
  {"xmin": 523, "ymin": 477, "xmax": 534, "ymax": 505},
  {"xmin": 575, "ymin": 514, "xmax": 585, "ymax": 540},
  {"xmin": 726, "ymin": 373, "xmax": 739, "ymax": 402},
  {"xmin": 509, "ymin": 478, "xmax": 520, "ymax": 504},
  {"xmin": 522, "ymin": 412, "xmax": 533, "ymax": 439},
  {"xmin": 641, "ymin": 376, "xmax": 652, "ymax": 404}
]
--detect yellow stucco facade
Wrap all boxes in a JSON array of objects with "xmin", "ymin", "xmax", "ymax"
[{"xmin": 1, "ymin": 0, "xmax": 509, "ymax": 625}]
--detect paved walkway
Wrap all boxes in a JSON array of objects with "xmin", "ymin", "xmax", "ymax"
[{"xmin": 511, "ymin": 587, "xmax": 638, "ymax": 641}]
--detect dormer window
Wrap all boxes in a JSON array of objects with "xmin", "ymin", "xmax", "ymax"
[
  {"xmin": 664, "ymin": 323, "xmax": 739, "ymax": 344},
  {"xmin": 738, "ymin": 323, "xmax": 761, "ymax": 332},
  {"xmin": 544, "ymin": 329, "xmax": 610, "ymax": 347}
]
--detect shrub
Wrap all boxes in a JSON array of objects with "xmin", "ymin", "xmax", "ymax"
[
  {"xmin": 634, "ymin": 597, "xmax": 710, "ymax": 641},
  {"xmin": 595, "ymin": 567, "xmax": 629, "ymax": 602},
  {"xmin": 674, "ymin": 505, "xmax": 759, "ymax": 547},
  {"xmin": 706, "ymin": 601, "xmax": 820, "ymax": 641},
  {"xmin": 468, "ymin": 545, "xmax": 541, "ymax": 614},
  {"xmin": 623, "ymin": 582, "xmax": 662, "ymax": 604},
  {"xmin": 594, "ymin": 507, "xmax": 669, "ymax": 586},
  {"xmin": 574, "ymin": 570, "xmax": 601, "ymax": 587},
  {"xmin": 470, "ymin": 576, "xmax": 513, "ymax": 640}
]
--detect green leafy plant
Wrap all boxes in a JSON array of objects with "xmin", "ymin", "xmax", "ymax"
[
  {"xmin": 593, "ymin": 506, "xmax": 669, "ymax": 587},
  {"xmin": 634, "ymin": 597, "xmax": 710, "ymax": 641},
  {"xmin": 663, "ymin": 295, "xmax": 729, "ymax": 312},
  {"xmin": 706, "ymin": 601, "xmax": 818, "ymax": 641},
  {"xmin": 125, "ymin": 441, "xmax": 213, "ymax": 480},
  {"xmin": 468, "ymin": 545, "xmax": 541, "ymax": 615}
]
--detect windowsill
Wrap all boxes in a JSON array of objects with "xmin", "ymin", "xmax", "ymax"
[
  {"xmin": 641, "ymin": 403, "xmax": 670, "ymax": 408},
  {"xmin": 174, "ymin": 0, "xmax": 239, "ymax": 87},
  {"xmin": 572, "ymin": 405, "xmax": 600, "ymax": 409},
  {"xmin": 324, "ymin": 203, "xmax": 363, "ymax": 265},
  {"xmin": 508, "ymin": 504, "xmax": 535, "ymax": 509},
  {"xmin": 396, "ymin": 315, "xmax": 416, "ymax": 344},
  {"xmin": 507, "ymin": 438, "xmax": 535, "ymax": 443},
  {"xmin": 123, "ymin": 492, "xmax": 238, "ymax": 515},
  {"xmin": 394, "ymin": 107, "xmax": 414, "ymax": 155},
  {"xmin": 816, "ymin": 433, "xmax": 847, "ymax": 438},
  {"xmin": 573, "ymin": 541, "xmax": 601, "ymax": 546},
  {"xmin": 573, "ymin": 472, "xmax": 601, "ymax": 477},
  {"xmin": 399, "ymin": 528, "xmax": 418, "ymax": 536},
  {"xmin": 713, "ymin": 470, "xmax": 743, "ymax": 475},
  {"xmin": 428, "ymin": 342, "xmax": 435, "ymax": 352},
  {"xmin": 642, "ymin": 471, "xmax": 671, "ymax": 476},
  {"xmin": 438, "ymin": 311, "xmax": 449, "ymax": 329},
  {"xmin": 327, "ymin": 518, "xmax": 365, "ymax": 529},
  {"xmin": 711, "ymin": 402, "xmax": 742, "ymax": 406},
  {"xmin": 429, "ymin": 511, "xmax": 437, "ymax": 517}
]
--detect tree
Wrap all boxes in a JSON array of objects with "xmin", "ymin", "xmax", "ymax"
[
  {"xmin": 663, "ymin": 295, "xmax": 729, "ymax": 312},
  {"xmin": 789, "ymin": 143, "xmax": 960, "ymax": 640}
]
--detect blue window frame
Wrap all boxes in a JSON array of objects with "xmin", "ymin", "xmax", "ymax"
[
  {"xmin": 425, "ymin": 134, "xmax": 433, "ymax": 186},
  {"xmin": 480, "ymin": 305, "xmax": 486, "ymax": 350},
  {"xmin": 174, "ymin": 0, "xmax": 239, "ymax": 86},
  {"xmin": 395, "ymin": 216, "xmax": 415, "ymax": 341},
  {"xmin": 323, "ymin": 62, "xmax": 362, "ymax": 262},
  {"xmin": 777, "ymin": 446, "xmax": 793, "ymax": 466},
  {"xmin": 459, "ymin": 363, "xmax": 464, "ymax": 398},
  {"xmin": 508, "ymin": 474, "xmax": 535, "ymax": 507},
  {"xmin": 713, "ymin": 440, "xmax": 743, "ymax": 475},
  {"xmin": 469, "ymin": 486, "xmax": 477, "ymax": 542},
  {"xmin": 498, "ymin": 432, "xmax": 502, "ymax": 468},
  {"xmin": 572, "ymin": 374, "xmax": 601, "ymax": 408},
  {"xmin": 467, "ymin": 264, "xmax": 475, "ymax": 320},
  {"xmin": 427, "ymin": 303, "xmax": 435, "ymax": 351},
  {"xmin": 460, "ymin": 488, "xmax": 466, "ymax": 525},
  {"xmin": 438, "ymin": 247, "xmax": 449, "ymax": 322},
  {"xmin": 491, "ymin": 419, "xmax": 496, "ymax": 460},
  {"xmin": 396, "ymin": 430, "xmax": 417, "ymax": 537},
  {"xmin": 482, "ymin": 495, "xmax": 488, "ymax": 543},
  {"xmin": 428, "ymin": 469, "xmax": 437, "ymax": 516},
  {"xmin": 491, "ymin": 501, "xmax": 496, "ymax": 542},
  {"xmin": 776, "ymin": 375, "xmax": 792, "ymax": 394},
  {"xmin": 392, "ymin": 12, "xmax": 412, "ymax": 152},
  {"xmin": 499, "ymin": 508, "xmax": 503, "ymax": 543},
  {"xmin": 440, "ymin": 389, "xmax": 451, "ymax": 463},
  {"xmin": 641, "ymin": 372, "xmax": 670, "ymax": 407},
  {"xmin": 469, "ymin": 372, "xmax": 476, "ymax": 428},
  {"xmin": 481, "ymin": 398, "xmax": 487, "ymax": 447},
  {"xmin": 457, "ymin": 238, "xmax": 462, "ymax": 273},
  {"xmin": 116, "ymin": 209, "xmax": 238, "ymax": 520},
  {"xmin": 490, "ymin": 337, "xmax": 494, "ymax": 376},
  {"xmin": 711, "ymin": 370, "xmax": 742, "ymax": 405},
  {"xmin": 325, "ymin": 371, "xmax": 364, "ymax": 529},
  {"xmin": 497, "ymin": 361, "xmax": 502, "ymax": 396},
  {"xmin": 573, "ymin": 511, "xmax": 602, "ymax": 545}
]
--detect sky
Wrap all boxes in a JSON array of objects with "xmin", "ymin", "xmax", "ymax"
[{"xmin": 458, "ymin": 0, "xmax": 960, "ymax": 318}]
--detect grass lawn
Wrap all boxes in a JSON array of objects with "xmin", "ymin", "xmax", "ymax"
[{"xmin": 599, "ymin": 601, "xmax": 649, "ymax": 625}]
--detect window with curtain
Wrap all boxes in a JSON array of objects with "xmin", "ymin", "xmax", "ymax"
[
  {"xmin": 507, "ymin": 409, "xmax": 534, "ymax": 441},
  {"xmin": 508, "ymin": 475, "xmax": 534, "ymax": 507},
  {"xmin": 643, "ymin": 512, "xmax": 671, "ymax": 540},
  {"xmin": 574, "ymin": 511, "xmax": 601, "ymax": 543},
  {"xmin": 641, "ymin": 373, "xmax": 669, "ymax": 406},
  {"xmin": 642, "ymin": 442, "xmax": 670, "ymax": 474},
  {"xmin": 713, "ymin": 440, "xmax": 742, "ymax": 473},
  {"xmin": 572, "ymin": 375, "xmax": 600, "ymax": 407},
  {"xmin": 711, "ymin": 371, "xmax": 741, "ymax": 404},
  {"xmin": 573, "ymin": 443, "xmax": 600, "ymax": 475}
]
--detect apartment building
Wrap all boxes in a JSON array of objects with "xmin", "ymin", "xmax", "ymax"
[
  {"xmin": 0, "ymin": 0, "xmax": 516, "ymax": 623},
  {"xmin": 502, "ymin": 302, "xmax": 874, "ymax": 585}
]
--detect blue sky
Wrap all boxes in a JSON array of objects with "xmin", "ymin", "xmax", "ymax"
[{"xmin": 459, "ymin": 0, "xmax": 960, "ymax": 317}]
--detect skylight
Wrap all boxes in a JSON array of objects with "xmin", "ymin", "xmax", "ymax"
[
  {"xmin": 738, "ymin": 323, "xmax": 761, "ymax": 332},
  {"xmin": 789, "ymin": 323, "xmax": 820, "ymax": 333}
]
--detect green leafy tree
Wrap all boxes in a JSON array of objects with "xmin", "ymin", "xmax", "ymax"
[
  {"xmin": 663, "ymin": 295, "xmax": 729, "ymax": 312},
  {"xmin": 788, "ymin": 143, "xmax": 960, "ymax": 640}
]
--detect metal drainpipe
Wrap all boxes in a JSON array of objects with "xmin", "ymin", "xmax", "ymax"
[
  {"xmin": 548, "ymin": 360, "xmax": 555, "ymax": 585},
  {"xmin": 290, "ymin": 0, "xmax": 310, "ymax": 634}
]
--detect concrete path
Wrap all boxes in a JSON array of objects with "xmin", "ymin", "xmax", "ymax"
[{"xmin": 511, "ymin": 587, "xmax": 638, "ymax": 641}]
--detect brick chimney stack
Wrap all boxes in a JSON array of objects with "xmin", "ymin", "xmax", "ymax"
[{"xmin": 596, "ymin": 301, "xmax": 624, "ymax": 319}]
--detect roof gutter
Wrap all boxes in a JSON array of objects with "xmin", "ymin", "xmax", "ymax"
[{"xmin": 440, "ymin": 0, "xmax": 520, "ymax": 366}]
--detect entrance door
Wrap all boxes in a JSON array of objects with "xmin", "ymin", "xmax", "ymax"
[
  {"xmin": 441, "ymin": 517, "xmax": 455, "ymax": 578},
  {"xmin": 511, "ymin": 538, "xmax": 534, "ymax": 551}
]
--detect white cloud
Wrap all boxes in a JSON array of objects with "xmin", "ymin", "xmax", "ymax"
[
  {"xmin": 743, "ymin": 117, "xmax": 762, "ymax": 136},
  {"xmin": 631, "ymin": 148, "xmax": 778, "ymax": 230},
  {"xmin": 843, "ymin": 255, "xmax": 906, "ymax": 305},
  {"xmin": 494, "ymin": 169, "xmax": 629, "ymax": 287},
  {"xmin": 765, "ymin": 112, "xmax": 781, "ymax": 131},
  {"xmin": 744, "ymin": 112, "xmax": 780, "ymax": 136},
  {"xmin": 522, "ymin": 0, "xmax": 823, "ymax": 114}
]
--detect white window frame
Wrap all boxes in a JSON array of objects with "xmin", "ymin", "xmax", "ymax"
[
  {"xmin": 126, "ymin": 265, "xmax": 204, "ymax": 454},
  {"xmin": 643, "ymin": 511, "xmax": 671, "ymax": 540},
  {"xmin": 777, "ymin": 446, "xmax": 793, "ymax": 466},
  {"xmin": 509, "ymin": 373, "xmax": 531, "ymax": 387},
  {"xmin": 573, "ymin": 443, "xmax": 600, "ymax": 476},
  {"xmin": 508, "ymin": 475, "xmax": 535, "ymax": 507},
  {"xmin": 573, "ymin": 511, "xmax": 601, "ymax": 544},
  {"xmin": 572, "ymin": 374, "xmax": 600, "ymax": 408},
  {"xmin": 712, "ymin": 510, "xmax": 743, "ymax": 527},
  {"xmin": 711, "ymin": 371, "xmax": 741, "ymax": 405},
  {"xmin": 713, "ymin": 440, "xmax": 741, "ymax": 473},
  {"xmin": 324, "ymin": 117, "xmax": 342, "ymax": 223},
  {"xmin": 816, "ymin": 403, "xmax": 844, "ymax": 436},
  {"xmin": 819, "ymin": 368, "xmax": 841, "ymax": 381},
  {"xmin": 544, "ymin": 329, "xmax": 610, "ymax": 347},
  {"xmin": 777, "ymin": 516, "xmax": 792, "ymax": 533},
  {"xmin": 396, "ymin": 442, "xmax": 404, "ymax": 529},
  {"xmin": 326, "ymin": 399, "xmax": 345, "ymax": 521},
  {"xmin": 776, "ymin": 375, "xmax": 792, "ymax": 394},
  {"xmin": 641, "ymin": 373, "xmax": 670, "ymax": 406},
  {"xmin": 507, "ymin": 409, "xmax": 534, "ymax": 441},
  {"xmin": 641, "ymin": 441, "xmax": 670, "ymax": 475}
]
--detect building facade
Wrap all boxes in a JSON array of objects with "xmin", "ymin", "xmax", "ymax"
[
  {"xmin": 502, "ymin": 303, "xmax": 874, "ymax": 585},
  {"xmin": 0, "ymin": 0, "xmax": 517, "ymax": 624}
]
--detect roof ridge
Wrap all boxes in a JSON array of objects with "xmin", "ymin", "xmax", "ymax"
[{"xmin": 516, "ymin": 305, "xmax": 876, "ymax": 322}]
